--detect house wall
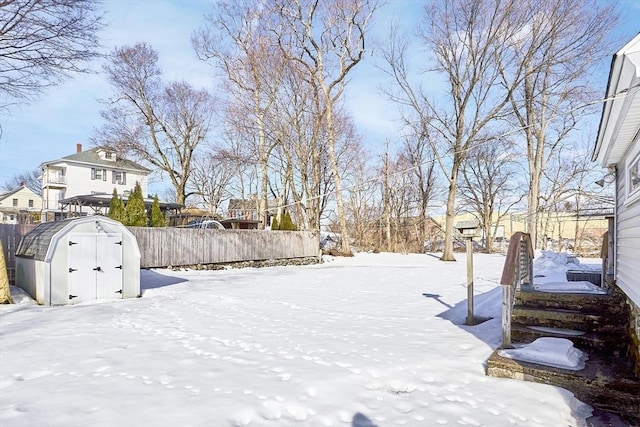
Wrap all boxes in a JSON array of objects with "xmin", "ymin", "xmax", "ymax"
[
  {"xmin": 42, "ymin": 162, "xmax": 149, "ymax": 211},
  {"xmin": 0, "ymin": 187, "xmax": 42, "ymax": 224},
  {"xmin": 615, "ymin": 137, "xmax": 640, "ymax": 308}
]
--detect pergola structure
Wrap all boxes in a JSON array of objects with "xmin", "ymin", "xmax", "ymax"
[{"xmin": 58, "ymin": 194, "xmax": 183, "ymax": 218}]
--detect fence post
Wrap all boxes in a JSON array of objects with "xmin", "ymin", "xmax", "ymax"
[{"xmin": 501, "ymin": 283, "xmax": 512, "ymax": 348}]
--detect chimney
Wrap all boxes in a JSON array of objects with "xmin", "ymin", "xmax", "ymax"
[{"xmin": 76, "ymin": 143, "xmax": 82, "ymax": 153}]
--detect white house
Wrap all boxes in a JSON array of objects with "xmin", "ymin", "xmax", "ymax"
[
  {"xmin": 0, "ymin": 184, "xmax": 42, "ymax": 224},
  {"xmin": 593, "ymin": 33, "xmax": 640, "ymax": 374},
  {"xmin": 40, "ymin": 144, "xmax": 151, "ymax": 220}
]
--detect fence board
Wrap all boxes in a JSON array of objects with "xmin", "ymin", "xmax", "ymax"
[
  {"xmin": 0, "ymin": 224, "xmax": 37, "ymax": 283},
  {"xmin": 127, "ymin": 227, "xmax": 319, "ymax": 268},
  {"xmin": 3, "ymin": 224, "xmax": 319, "ymax": 277}
]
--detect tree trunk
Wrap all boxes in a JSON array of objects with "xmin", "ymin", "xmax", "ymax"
[
  {"xmin": 325, "ymin": 102, "xmax": 351, "ymax": 255},
  {"xmin": 441, "ymin": 177, "xmax": 458, "ymax": 261}
]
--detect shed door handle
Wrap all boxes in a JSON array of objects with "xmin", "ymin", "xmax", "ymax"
[
  {"xmin": 68, "ymin": 268, "xmax": 77, "ymax": 273},
  {"xmin": 93, "ymin": 266, "xmax": 102, "ymax": 272}
]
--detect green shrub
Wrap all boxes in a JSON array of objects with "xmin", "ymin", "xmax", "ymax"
[
  {"xmin": 125, "ymin": 182, "xmax": 148, "ymax": 226},
  {"xmin": 272, "ymin": 210, "xmax": 297, "ymax": 231},
  {"xmin": 150, "ymin": 195, "xmax": 166, "ymax": 227},
  {"xmin": 108, "ymin": 188, "xmax": 126, "ymax": 223}
]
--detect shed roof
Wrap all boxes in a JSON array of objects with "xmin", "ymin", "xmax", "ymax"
[
  {"xmin": 16, "ymin": 219, "xmax": 74, "ymax": 260},
  {"xmin": 16, "ymin": 217, "xmax": 138, "ymax": 262}
]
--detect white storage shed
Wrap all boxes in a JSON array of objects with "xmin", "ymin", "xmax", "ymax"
[{"xmin": 15, "ymin": 217, "xmax": 140, "ymax": 305}]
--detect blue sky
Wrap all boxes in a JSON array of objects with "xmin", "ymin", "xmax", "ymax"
[{"xmin": 0, "ymin": 0, "xmax": 638, "ymax": 196}]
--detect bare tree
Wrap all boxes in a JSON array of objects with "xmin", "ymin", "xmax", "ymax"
[
  {"xmin": 272, "ymin": 0, "xmax": 378, "ymax": 255},
  {"xmin": 537, "ymin": 145, "xmax": 599, "ymax": 252},
  {"xmin": 189, "ymin": 150, "xmax": 235, "ymax": 215},
  {"xmin": 94, "ymin": 43, "xmax": 216, "ymax": 205},
  {"xmin": 498, "ymin": 0, "xmax": 617, "ymax": 248},
  {"xmin": 382, "ymin": 0, "xmax": 529, "ymax": 261},
  {"xmin": 344, "ymin": 148, "xmax": 380, "ymax": 251},
  {"xmin": 0, "ymin": 0, "xmax": 103, "ymax": 106},
  {"xmin": 1, "ymin": 169, "xmax": 42, "ymax": 195},
  {"xmin": 399, "ymin": 129, "xmax": 439, "ymax": 252},
  {"xmin": 194, "ymin": 2, "xmax": 285, "ymax": 229},
  {"xmin": 458, "ymin": 138, "xmax": 526, "ymax": 252},
  {"xmin": 269, "ymin": 64, "xmax": 329, "ymax": 231}
]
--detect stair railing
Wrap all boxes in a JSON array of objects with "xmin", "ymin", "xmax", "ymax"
[{"xmin": 499, "ymin": 232, "xmax": 534, "ymax": 348}]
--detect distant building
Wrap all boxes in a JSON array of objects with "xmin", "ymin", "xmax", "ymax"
[
  {"xmin": 39, "ymin": 144, "xmax": 152, "ymax": 221},
  {"xmin": 226, "ymin": 198, "xmax": 280, "ymax": 229},
  {"xmin": 0, "ymin": 184, "xmax": 42, "ymax": 224}
]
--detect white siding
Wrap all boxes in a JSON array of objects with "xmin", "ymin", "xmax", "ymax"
[
  {"xmin": 63, "ymin": 163, "xmax": 148, "ymax": 197},
  {"xmin": 616, "ymin": 138, "xmax": 640, "ymax": 306},
  {"xmin": 0, "ymin": 187, "xmax": 42, "ymax": 224}
]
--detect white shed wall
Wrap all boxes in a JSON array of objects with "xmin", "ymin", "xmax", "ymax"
[{"xmin": 15, "ymin": 217, "xmax": 140, "ymax": 305}]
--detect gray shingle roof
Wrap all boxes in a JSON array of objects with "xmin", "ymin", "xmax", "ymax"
[
  {"xmin": 48, "ymin": 147, "xmax": 151, "ymax": 173},
  {"xmin": 15, "ymin": 219, "xmax": 75, "ymax": 261}
]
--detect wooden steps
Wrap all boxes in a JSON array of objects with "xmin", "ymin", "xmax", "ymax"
[
  {"xmin": 487, "ymin": 350, "xmax": 640, "ymax": 421},
  {"xmin": 487, "ymin": 287, "xmax": 639, "ymax": 424}
]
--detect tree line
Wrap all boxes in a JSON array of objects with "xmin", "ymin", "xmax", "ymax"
[{"xmin": 0, "ymin": 0, "xmax": 619, "ymax": 258}]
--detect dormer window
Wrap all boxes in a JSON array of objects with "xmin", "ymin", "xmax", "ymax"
[{"xmin": 98, "ymin": 149, "xmax": 116, "ymax": 161}]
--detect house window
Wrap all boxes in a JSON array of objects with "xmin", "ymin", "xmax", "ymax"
[
  {"xmin": 112, "ymin": 171, "xmax": 126, "ymax": 185},
  {"xmin": 629, "ymin": 154, "xmax": 640, "ymax": 196},
  {"xmin": 12, "ymin": 198, "xmax": 18, "ymax": 207},
  {"xmin": 28, "ymin": 199, "xmax": 34, "ymax": 208},
  {"xmin": 91, "ymin": 168, "xmax": 107, "ymax": 181}
]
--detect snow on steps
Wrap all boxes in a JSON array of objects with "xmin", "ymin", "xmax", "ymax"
[
  {"xmin": 487, "ymin": 287, "xmax": 639, "ymax": 423},
  {"xmin": 511, "ymin": 288, "xmax": 631, "ymax": 356},
  {"xmin": 487, "ymin": 347, "xmax": 640, "ymax": 424}
]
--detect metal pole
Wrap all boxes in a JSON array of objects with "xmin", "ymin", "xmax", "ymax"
[{"xmin": 466, "ymin": 237, "xmax": 474, "ymax": 326}]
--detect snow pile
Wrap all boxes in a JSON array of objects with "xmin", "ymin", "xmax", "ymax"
[
  {"xmin": 533, "ymin": 281, "xmax": 608, "ymax": 295},
  {"xmin": 499, "ymin": 337, "xmax": 588, "ymax": 371},
  {"xmin": 6, "ymin": 286, "xmax": 37, "ymax": 305},
  {"xmin": 533, "ymin": 250, "xmax": 582, "ymax": 278}
]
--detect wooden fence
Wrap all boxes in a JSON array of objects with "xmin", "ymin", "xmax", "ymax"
[
  {"xmin": 0, "ymin": 224, "xmax": 37, "ymax": 283},
  {"xmin": 127, "ymin": 227, "xmax": 320, "ymax": 268},
  {"xmin": 1, "ymin": 224, "xmax": 320, "ymax": 279}
]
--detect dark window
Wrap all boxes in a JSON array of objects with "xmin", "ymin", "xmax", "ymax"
[
  {"xmin": 112, "ymin": 171, "xmax": 126, "ymax": 185},
  {"xmin": 12, "ymin": 198, "xmax": 18, "ymax": 207},
  {"xmin": 28, "ymin": 199, "xmax": 34, "ymax": 208},
  {"xmin": 92, "ymin": 168, "xmax": 106, "ymax": 181}
]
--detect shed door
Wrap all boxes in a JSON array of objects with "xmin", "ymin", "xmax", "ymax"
[
  {"xmin": 96, "ymin": 234, "xmax": 124, "ymax": 299},
  {"xmin": 68, "ymin": 233, "xmax": 123, "ymax": 304}
]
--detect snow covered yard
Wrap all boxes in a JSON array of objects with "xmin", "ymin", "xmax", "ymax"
[{"xmin": 0, "ymin": 252, "xmax": 594, "ymax": 426}]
